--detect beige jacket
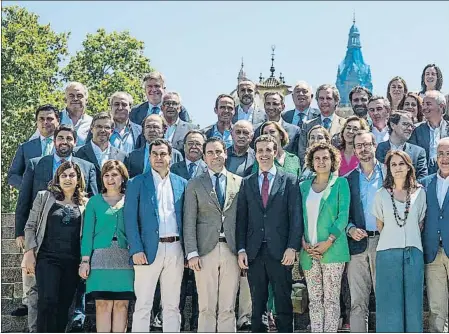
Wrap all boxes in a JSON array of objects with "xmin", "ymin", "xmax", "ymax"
[{"xmin": 24, "ymin": 190, "xmax": 86, "ymax": 254}]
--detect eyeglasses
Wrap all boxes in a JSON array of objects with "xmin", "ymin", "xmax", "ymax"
[
  {"xmin": 354, "ymin": 142, "xmax": 374, "ymax": 149},
  {"xmin": 162, "ymin": 101, "xmax": 179, "ymax": 107},
  {"xmin": 62, "ymin": 205, "xmax": 73, "ymax": 225}
]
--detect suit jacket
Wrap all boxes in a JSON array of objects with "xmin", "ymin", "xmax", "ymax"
[
  {"xmin": 236, "ymin": 169, "xmax": 302, "ymax": 261},
  {"xmin": 225, "ymin": 146, "xmax": 256, "ymax": 177},
  {"xmin": 299, "ymin": 175, "xmax": 350, "ymax": 270},
  {"xmin": 15, "ymin": 155, "xmax": 98, "ymax": 238},
  {"xmin": 299, "ymin": 114, "xmax": 345, "ymax": 166},
  {"xmin": 232, "ymin": 105, "xmax": 266, "ymax": 125},
  {"xmin": 170, "ymin": 119, "xmax": 200, "ymax": 151},
  {"xmin": 24, "ymin": 191, "xmax": 86, "ymax": 254},
  {"xmin": 251, "ymin": 119, "xmax": 301, "ymax": 153},
  {"xmin": 409, "ymin": 120, "xmax": 449, "ymax": 174},
  {"xmin": 281, "ymin": 107, "xmax": 321, "ymax": 126},
  {"xmin": 85, "ymin": 121, "xmax": 142, "ymax": 153},
  {"xmin": 8, "ymin": 137, "xmax": 43, "ymax": 189},
  {"xmin": 124, "ymin": 146, "xmax": 184, "ymax": 179},
  {"xmin": 124, "ymin": 172, "xmax": 187, "ymax": 264},
  {"xmin": 129, "ymin": 101, "xmax": 191, "ymax": 125},
  {"xmin": 376, "ymin": 141, "xmax": 428, "ymax": 179},
  {"xmin": 170, "ymin": 159, "xmax": 207, "ymax": 181},
  {"xmin": 420, "ymin": 174, "xmax": 449, "ymax": 264},
  {"xmin": 184, "ymin": 171, "xmax": 242, "ymax": 256},
  {"xmin": 74, "ymin": 143, "xmax": 127, "ymax": 189}
]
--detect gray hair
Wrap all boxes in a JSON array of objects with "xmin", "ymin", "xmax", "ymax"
[
  {"xmin": 162, "ymin": 91, "xmax": 182, "ymax": 104},
  {"xmin": 293, "ymin": 81, "xmax": 313, "ymax": 93},
  {"xmin": 65, "ymin": 82, "xmax": 88, "ymax": 99},
  {"xmin": 368, "ymin": 95, "xmax": 392, "ymax": 113},
  {"xmin": 109, "ymin": 91, "xmax": 134, "ymax": 107},
  {"xmin": 425, "ymin": 90, "xmax": 447, "ymax": 107},
  {"xmin": 233, "ymin": 120, "xmax": 254, "ymax": 133},
  {"xmin": 315, "ymin": 84, "xmax": 340, "ymax": 104}
]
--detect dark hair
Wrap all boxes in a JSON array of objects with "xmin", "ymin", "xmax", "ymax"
[
  {"xmin": 383, "ymin": 150, "xmax": 417, "ymax": 190},
  {"xmin": 387, "ymin": 111, "xmax": 412, "ymax": 134},
  {"xmin": 149, "ymin": 138, "xmax": 172, "ymax": 156},
  {"xmin": 183, "ymin": 129, "xmax": 206, "ymax": 145},
  {"xmin": 254, "ymin": 134, "xmax": 278, "ymax": 152},
  {"xmin": 264, "ymin": 92, "xmax": 285, "ymax": 104},
  {"xmin": 387, "ymin": 76, "xmax": 408, "ymax": 108},
  {"xmin": 48, "ymin": 161, "xmax": 86, "ymax": 205},
  {"xmin": 349, "ymin": 86, "xmax": 372, "ymax": 103},
  {"xmin": 35, "ymin": 104, "xmax": 60, "ymax": 121},
  {"xmin": 353, "ymin": 129, "xmax": 377, "ymax": 147},
  {"xmin": 420, "ymin": 64, "xmax": 443, "ymax": 94},
  {"xmin": 398, "ymin": 92, "xmax": 424, "ymax": 123},
  {"xmin": 305, "ymin": 142, "xmax": 341, "ymax": 173},
  {"xmin": 339, "ymin": 116, "xmax": 369, "ymax": 150},
  {"xmin": 53, "ymin": 124, "xmax": 77, "ymax": 141},
  {"xmin": 203, "ymin": 136, "xmax": 226, "ymax": 154},
  {"xmin": 260, "ymin": 121, "xmax": 289, "ymax": 147},
  {"xmin": 101, "ymin": 160, "xmax": 129, "ymax": 194},
  {"xmin": 91, "ymin": 111, "xmax": 114, "ymax": 129},
  {"xmin": 368, "ymin": 95, "xmax": 392, "ymax": 113},
  {"xmin": 214, "ymin": 94, "xmax": 235, "ymax": 109},
  {"xmin": 307, "ymin": 125, "xmax": 331, "ymax": 144}
]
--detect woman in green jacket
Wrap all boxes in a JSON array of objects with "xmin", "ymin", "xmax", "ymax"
[
  {"xmin": 299, "ymin": 142, "xmax": 350, "ymax": 333},
  {"xmin": 79, "ymin": 160, "xmax": 134, "ymax": 332}
]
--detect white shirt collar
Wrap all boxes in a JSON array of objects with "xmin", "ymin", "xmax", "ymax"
[
  {"xmin": 54, "ymin": 153, "xmax": 72, "ymax": 162},
  {"xmin": 437, "ymin": 171, "xmax": 449, "ymax": 182},
  {"xmin": 372, "ymin": 125, "xmax": 389, "ymax": 134},
  {"xmin": 427, "ymin": 119, "xmax": 443, "ymax": 131},
  {"xmin": 208, "ymin": 167, "xmax": 227, "ymax": 179},
  {"xmin": 91, "ymin": 140, "xmax": 111, "ymax": 155},
  {"xmin": 40, "ymin": 134, "xmax": 52, "ymax": 142},
  {"xmin": 295, "ymin": 107, "xmax": 310, "ymax": 115},
  {"xmin": 238, "ymin": 104, "xmax": 255, "ymax": 114},
  {"xmin": 151, "ymin": 168, "xmax": 170, "ymax": 182},
  {"xmin": 258, "ymin": 165, "xmax": 277, "ymax": 177}
]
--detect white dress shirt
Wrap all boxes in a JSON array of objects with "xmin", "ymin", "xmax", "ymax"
[
  {"xmin": 372, "ymin": 126, "xmax": 390, "ymax": 145},
  {"xmin": 306, "ymin": 188, "xmax": 324, "ymax": 245},
  {"xmin": 237, "ymin": 104, "xmax": 255, "ymax": 123},
  {"xmin": 90, "ymin": 141, "xmax": 111, "ymax": 168},
  {"xmin": 152, "ymin": 169, "xmax": 178, "ymax": 238},
  {"xmin": 436, "ymin": 171, "xmax": 449, "ymax": 209},
  {"xmin": 165, "ymin": 117, "xmax": 180, "ymax": 143}
]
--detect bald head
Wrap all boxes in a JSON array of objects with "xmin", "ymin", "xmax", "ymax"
[{"xmin": 292, "ymin": 81, "xmax": 313, "ymax": 111}]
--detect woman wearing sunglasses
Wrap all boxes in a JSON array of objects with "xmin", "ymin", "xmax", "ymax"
[{"xmin": 22, "ymin": 161, "xmax": 88, "ymax": 333}]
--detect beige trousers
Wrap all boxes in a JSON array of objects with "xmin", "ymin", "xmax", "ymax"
[
  {"xmin": 347, "ymin": 235, "xmax": 379, "ymax": 333},
  {"xmin": 237, "ymin": 275, "xmax": 252, "ymax": 327},
  {"xmin": 425, "ymin": 246, "xmax": 449, "ymax": 333},
  {"xmin": 132, "ymin": 242, "xmax": 184, "ymax": 333},
  {"xmin": 195, "ymin": 242, "xmax": 240, "ymax": 332}
]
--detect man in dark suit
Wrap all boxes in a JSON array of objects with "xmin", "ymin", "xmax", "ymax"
[
  {"xmin": 15, "ymin": 124, "xmax": 98, "ymax": 333},
  {"xmin": 419, "ymin": 137, "xmax": 449, "ymax": 333},
  {"xmin": 232, "ymin": 80, "xmax": 266, "ymax": 125},
  {"xmin": 7, "ymin": 104, "xmax": 60, "ymax": 318},
  {"xmin": 125, "ymin": 114, "xmax": 183, "ymax": 178},
  {"xmin": 237, "ymin": 134, "xmax": 302, "ymax": 333},
  {"xmin": 202, "ymin": 94, "xmax": 235, "ymax": 149},
  {"xmin": 124, "ymin": 139, "xmax": 187, "ymax": 332},
  {"xmin": 409, "ymin": 90, "xmax": 449, "ymax": 174},
  {"xmin": 226, "ymin": 120, "xmax": 256, "ymax": 178},
  {"xmin": 161, "ymin": 92, "xmax": 199, "ymax": 152},
  {"xmin": 282, "ymin": 81, "xmax": 320, "ymax": 127},
  {"xmin": 346, "ymin": 130, "xmax": 384, "ymax": 332},
  {"xmin": 376, "ymin": 111, "xmax": 428, "ymax": 179},
  {"xmin": 129, "ymin": 71, "xmax": 190, "ymax": 125},
  {"xmin": 170, "ymin": 129, "xmax": 207, "ymax": 331},
  {"xmin": 8, "ymin": 105, "xmax": 60, "ymax": 190},
  {"xmin": 252, "ymin": 92, "xmax": 301, "ymax": 156},
  {"xmin": 75, "ymin": 112, "xmax": 127, "ymax": 188}
]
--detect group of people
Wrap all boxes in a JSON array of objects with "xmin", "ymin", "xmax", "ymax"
[{"xmin": 7, "ymin": 63, "xmax": 449, "ymax": 333}]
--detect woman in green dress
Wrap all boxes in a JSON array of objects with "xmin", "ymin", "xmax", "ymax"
[{"xmin": 79, "ymin": 160, "xmax": 134, "ymax": 332}]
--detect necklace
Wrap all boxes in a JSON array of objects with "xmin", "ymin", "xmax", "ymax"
[{"xmin": 389, "ymin": 188, "xmax": 411, "ymax": 227}]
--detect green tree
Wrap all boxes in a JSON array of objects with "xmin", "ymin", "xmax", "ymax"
[
  {"xmin": 1, "ymin": 6, "xmax": 69, "ymax": 212},
  {"xmin": 61, "ymin": 28, "xmax": 152, "ymax": 114}
]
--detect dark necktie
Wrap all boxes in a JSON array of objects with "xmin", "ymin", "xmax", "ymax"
[
  {"xmin": 215, "ymin": 173, "xmax": 225, "ymax": 210},
  {"xmin": 323, "ymin": 117, "xmax": 331, "ymax": 130},
  {"xmin": 297, "ymin": 113, "xmax": 306, "ymax": 127},
  {"xmin": 151, "ymin": 106, "xmax": 159, "ymax": 114},
  {"xmin": 188, "ymin": 163, "xmax": 196, "ymax": 179},
  {"xmin": 262, "ymin": 172, "xmax": 269, "ymax": 208}
]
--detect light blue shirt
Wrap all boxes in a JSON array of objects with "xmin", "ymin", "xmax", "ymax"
[
  {"xmin": 52, "ymin": 154, "xmax": 73, "ymax": 177},
  {"xmin": 110, "ymin": 123, "xmax": 135, "ymax": 154},
  {"xmin": 146, "ymin": 103, "xmax": 162, "ymax": 116},
  {"xmin": 212, "ymin": 124, "xmax": 233, "ymax": 149},
  {"xmin": 292, "ymin": 108, "xmax": 309, "ymax": 126},
  {"xmin": 208, "ymin": 168, "xmax": 227, "ymax": 198},
  {"xmin": 258, "ymin": 166, "xmax": 277, "ymax": 194},
  {"xmin": 40, "ymin": 135, "xmax": 54, "ymax": 156},
  {"xmin": 358, "ymin": 162, "xmax": 384, "ymax": 231},
  {"xmin": 90, "ymin": 141, "xmax": 111, "ymax": 168},
  {"xmin": 237, "ymin": 105, "xmax": 254, "ymax": 123}
]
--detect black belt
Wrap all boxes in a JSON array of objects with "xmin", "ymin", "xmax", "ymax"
[
  {"xmin": 366, "ymin": 231, "xmax": 380, "ymax": 237},
  {"xmin": 219, "ymin": 237, "xmax": 227, "ymax": 243},
  {"xmin": 159, "ymin": 236, "xmax": 180, "ymax": 243},
  {"xmin": 440, "ymin": 239, "xmax": 443, "ymax": 247}
]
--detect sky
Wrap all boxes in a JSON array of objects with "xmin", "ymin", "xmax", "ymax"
[{"xmin": 7, "ymin": 1, "xmax": 449, "ymax": 128}]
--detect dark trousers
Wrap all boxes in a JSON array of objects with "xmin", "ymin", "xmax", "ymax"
[
  {"xmin": 247, "ymin": 244, "xmax": 293, "ymax": 333},
  {"xmin": 179, "ymin": 267, "xmax": 198, "ymax": 330},
  {"xmin": 35, "ymin": 254, "xmax": 80, "ymax": 333},
  {"xmin": 340, "ymin": 264, "xmax": 351, "ymax": 324},
  {"xmin": 72, "ymin": 280, "xmax": 86, "ymax": 319}
]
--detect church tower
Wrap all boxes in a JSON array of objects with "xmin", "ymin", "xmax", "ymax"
[{"xmin": 336, "ymin": 15, "xmax": 373, "ymax": 106}]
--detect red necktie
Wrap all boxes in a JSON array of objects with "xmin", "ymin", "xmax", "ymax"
[{"xmin": 262, "ymin": 172, "xmax": 269, "ymax": 208}]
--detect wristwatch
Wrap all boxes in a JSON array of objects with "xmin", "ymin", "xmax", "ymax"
[{"xmin": 327, "ymin": 235, "xmax": 336, "ymax": 243}]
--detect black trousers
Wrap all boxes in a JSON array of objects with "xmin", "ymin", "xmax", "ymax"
[
  {"xmin": 248, "ymin": 243, "xmax": 293, "ymax": 333},
  {"xmin": 35, "ymin": 254, "xmax": 80, "ymax": 333},
  {"xmin": 179, "ymin": 267, "xmax": 198, "ymax": 329}
]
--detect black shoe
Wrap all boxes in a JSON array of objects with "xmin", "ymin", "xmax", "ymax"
[
  {"xmin": 238, "ymin": 321, "xmax": 252, "ymax": 331},
  {"xmin": 67, "ymin": 314, "xmax": 85, "ymax": 333},
  {"xmin": 10, "ymin": 304, "xmax": 28, "ymax": 317}
]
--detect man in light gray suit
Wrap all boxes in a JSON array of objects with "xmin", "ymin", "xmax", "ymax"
[
  {"xmin": 232, "ymin": 80, "xmax": 266, "ymax": 125},
  {"xmin": 162, "ymin": 92, "xmax": 199, "ymax": 152},
  {"xmin": 282, "ymin": 81, "xmax": 320, "ymax": 127},
  {"xmin": 183, "ymin": 137, "xmax": 242, "ymax": 332}
]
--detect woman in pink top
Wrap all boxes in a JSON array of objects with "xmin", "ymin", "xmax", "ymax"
[{"xmin": 339, "ymin": 116, "xmax": 369, "ymax": 176}]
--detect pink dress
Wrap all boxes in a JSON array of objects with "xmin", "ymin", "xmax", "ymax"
[{"xmin": 339, "ymin": 150, "xmax": 359, "ymax": 176}]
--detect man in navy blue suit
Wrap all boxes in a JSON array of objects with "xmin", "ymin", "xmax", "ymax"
[
  {"xmin": 124, "ymin": 138, "xmax": 187, "ymax": 332},
  {"xmin": 420, "ymin": 137, "xmax": 449, "ymax": 332}
]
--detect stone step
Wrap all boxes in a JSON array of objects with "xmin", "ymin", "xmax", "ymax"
[{"xmin": 1, "ymin": 214, "xmax": 15, "ymax": 228}]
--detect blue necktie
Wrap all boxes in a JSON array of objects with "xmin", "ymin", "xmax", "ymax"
[
  {"xmin": 297, "ymin": 113, "xmax": 306, "ymax": 127},
  {"xmin": 214, "ymin": 173, "xmax": 225, "ymax": 210},
  {"xmin": 188, "ymin": 163, "xmax": 196, "ymax": 179},
  {"xmin": 151, "ymin": 107, "xmax": 159, "ymax": 114},
  {"xmin": 323, "ymin": 117, "xmax": 331, "ymax": 130}
]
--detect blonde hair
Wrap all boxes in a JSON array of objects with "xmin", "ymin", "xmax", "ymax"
[{"xmin": 142, "ymin": 71, "xmax": 165, "ymax": 87}]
